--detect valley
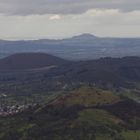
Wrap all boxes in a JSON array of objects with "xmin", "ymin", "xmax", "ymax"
[{"xmin": 0, "ymin": 0, "xmax": 140, "ymax": 139}]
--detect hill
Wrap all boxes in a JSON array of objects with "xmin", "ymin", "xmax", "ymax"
[
  {"xmin": 45, "ymin": 56, "xmax": 140, "ymax": 89},
  {"xmin": 0, "ymin": 86, "xmax": 139, "ymax": 140},
  {"xmin": 1, "ymin": 55, "xmax": 140, "ymax": 100},
  {"xmin": 0, "ymin": 53, "xmax": 68, "ymax": 71},
  {"xmin": 50, "ymin": 86, "xmax": 120, "ymax": 107}
]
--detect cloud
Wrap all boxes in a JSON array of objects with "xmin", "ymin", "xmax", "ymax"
[
  {"xmin": 49, "ymin": 15, "xmax": 61, "ymax": 20},
  {"xmin": 0, "ymin": 0, "xmax": 140, "ymax": 15},
  {"xmin": 0, "ymin": 9, "xmax": 140, "ymax": 40}
]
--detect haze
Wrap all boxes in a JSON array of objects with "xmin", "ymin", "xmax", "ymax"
[{"xmin": 0, "ymin": 0, "xmax": 140, "ymax": 40}]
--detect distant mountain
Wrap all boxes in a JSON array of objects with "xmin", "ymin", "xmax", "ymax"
[
  {"xmin": 0, "ymin": 34, "xmax": 140, "ymax": 60},
  {"xmin": 70, "ymin": 33, "xmax": 98, "ymax": 40},
  {"xmin": 0, "ymin": 53, "xmax": 68, "ymax": 71}
]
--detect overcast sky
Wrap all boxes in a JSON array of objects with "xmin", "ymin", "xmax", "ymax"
[{"xmin": 0, "ymin": 0, "xmax": 140, "ymax": 40}]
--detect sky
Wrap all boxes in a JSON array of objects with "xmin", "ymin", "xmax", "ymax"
[{"xmin": 0, "ymin": 0, "xmax": 140, "ymax": 40}]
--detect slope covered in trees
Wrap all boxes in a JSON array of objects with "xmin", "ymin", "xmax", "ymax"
[{"xmin": 0, "ymin": 86, "xmax": 139, "ymax": 140}]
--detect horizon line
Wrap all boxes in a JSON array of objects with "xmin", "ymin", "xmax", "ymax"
[{"xmin": 0, "ymin": 33, "xmax": 140, "ymax": 41}]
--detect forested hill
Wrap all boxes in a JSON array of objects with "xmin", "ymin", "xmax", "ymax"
[
  {"xmin": 1, "ymin": 54, "xmax": 140, "ymax": 94},
  {"xmin": 0, "ymin": 53, "xmax": 69, "ymax": 71}
]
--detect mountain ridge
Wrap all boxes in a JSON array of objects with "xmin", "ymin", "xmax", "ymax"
[
  {"xmin": 1, "ymin": 33, "xmax": 140, "ymax": 42},
  {"xmin": 1, "ymin": 53, "xmax": 140, "ymax": 94},
  {"xmin": 0, "ymin": 33, "xmax": 98, "ymax": 41},
  {"xmin": 1, "ymin": 33, "xmax": 140, "ymax": 60}
]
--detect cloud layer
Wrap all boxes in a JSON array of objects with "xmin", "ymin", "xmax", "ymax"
[
  {"xmin": 0, "ymin": 9, "xmax": 140, "ymax": 40},
  {"xmin": 0, "ymin": 0, "xmax": 139, "ymax": 39},
  {"xmin": 0, "ymin": 0, "xmax": 140, "ymax": 15}
]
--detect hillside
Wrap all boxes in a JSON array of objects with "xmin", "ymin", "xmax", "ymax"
[
  {"xmin": 0, "ymin": 53, "xmax": 68, "ymax": 71},
  {"xmin": 1, "ymin": 55, "xmax": 140, "ymax": 100},
  {"xmin": 51, "ymin": 87, "xmax": 120, "ymax": 107},
  {"xmin": 0, "ymin": 86, "xmax": 139, "ymax": 140},
  {"xmin": 45, "ymin": 56, "xmax": 140, "ymax": 89}
]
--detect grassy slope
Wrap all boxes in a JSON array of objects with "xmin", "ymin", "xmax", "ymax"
[
  {"xmin": 51, "ymin": 86, "xmax": 120, "ymax": 107},
  {"xmin": 0, "ymin": 86, "xmax": 139, "ymax": 140}
]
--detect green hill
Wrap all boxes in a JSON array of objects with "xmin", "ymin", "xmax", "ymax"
[
  {"xmin": 51, "ymin": 86, "xmax": 120, "ymax": 107},
  {"xmin": 0, "ymin": 86, "xmax": 140, "ymax": 140}
]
